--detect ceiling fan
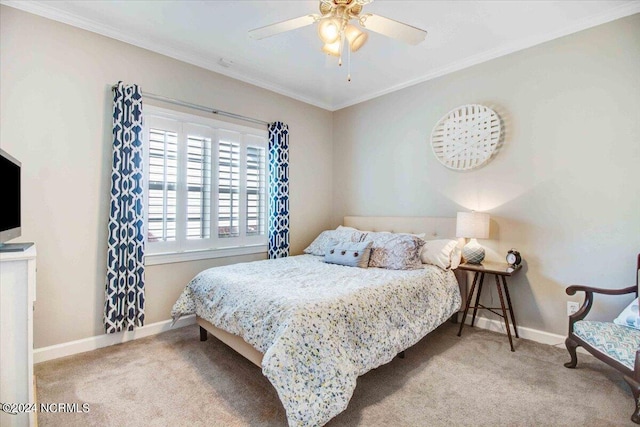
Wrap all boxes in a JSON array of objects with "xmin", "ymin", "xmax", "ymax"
[{"xmin": 248, "ymin": 0, "xmax": 427, "ymax": 81}]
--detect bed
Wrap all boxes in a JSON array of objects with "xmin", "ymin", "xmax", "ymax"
[{"xmin": 171, "ymin": 216, "xmax": 466, "ymax": 426}]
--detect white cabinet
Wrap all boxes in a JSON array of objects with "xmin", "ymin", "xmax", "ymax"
[{"xmin": 0, "ymin": 245, "xmax": 36, "ymax": 427}]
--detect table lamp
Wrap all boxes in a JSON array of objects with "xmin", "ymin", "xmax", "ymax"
[{"xmin": 456, "ymin": 211, "xmax": 490, "ymax": 264}]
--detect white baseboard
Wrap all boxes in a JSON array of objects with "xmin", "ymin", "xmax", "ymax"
[
  {"xmin": 34, "ymin": 312, "xmax": 584, "ymax": 364},
  {"xmin": 33, "ymin": 315, "xmax": 196, "ymax": 363},
  {"xmin": 464, "ymin": 314, "xmax": 590, "ymax": 354}
]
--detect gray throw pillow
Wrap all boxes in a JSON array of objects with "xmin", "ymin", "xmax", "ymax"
[
  {"xmin": 304, "ymin": 229, "xmax": 367, "ymax": 256},
  {"xmin": 324, "ymin": 241, "xmax": 373, "ymax": 268},
  {"xmin": 364, "ymin": 232, "xmax": 425, "ymax": 270}
]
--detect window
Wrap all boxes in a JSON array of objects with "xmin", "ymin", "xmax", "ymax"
[{"xmin": 144, "ymin": 106, "xmax": 268, "ymax": 264}]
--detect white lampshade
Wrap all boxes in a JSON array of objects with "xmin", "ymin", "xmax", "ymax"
[
  {"xmin": 456, "ymin": 212, "xmax": 490, "ymax": 239},
  {"xmin": 318, "ymin": 18, "xmax": 341, "ymax": 44},
  {"xmin": 344, "ymin": 24, "xmax": 367, "ymax": 52},
  {"xmin": 322, "ymin": 40, "xmax": 342, "ymax": 57}
]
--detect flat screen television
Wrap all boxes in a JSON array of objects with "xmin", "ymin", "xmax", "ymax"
[{"xmin": 0, "ymin": 148, "xmax": 32, "ymax": 252}]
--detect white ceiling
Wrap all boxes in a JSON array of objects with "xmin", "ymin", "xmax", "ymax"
[{"xmin": 4, "ymin": 1, "xmax": 640, "ymax": 111}]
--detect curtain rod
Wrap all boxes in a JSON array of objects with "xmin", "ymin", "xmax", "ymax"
[{"xmin": 111, "ymin": 86, "xmax": 271, "ymax": 127}]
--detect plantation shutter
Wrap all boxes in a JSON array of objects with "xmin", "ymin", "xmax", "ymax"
[
  {"xmin": 217, "ymin": 131, "xmax": 240, "ymax": 238},
  {"xmin": 147, "ymin": 128, "xmax": 178, "ymax": 243},
  {"xmin": 185, "ymin": 134, "xmax": 212, "ymax": 240},
  {"xmin": 246, "ymin": 141, "xmax": 267, "ymax": 237}
]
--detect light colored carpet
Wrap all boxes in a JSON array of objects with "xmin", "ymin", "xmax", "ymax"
[{"xmin": 35, "ymin": 322, "xmax": 634, "ymax": 426}]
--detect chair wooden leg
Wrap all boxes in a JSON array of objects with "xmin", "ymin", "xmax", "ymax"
[
  {"xmin": 624, "ymin": 376, "xmax": 640, "ymax": 424},
  {"xmin": 199, "ymin": 326, "xmax": 208, "ymax": 342},
  {"xmin": 564, "ymin": 337, "xmax": 579, "ymax": 368}
]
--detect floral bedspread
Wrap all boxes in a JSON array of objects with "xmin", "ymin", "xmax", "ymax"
[{"xmin": 171, "ymin": 255, "xmax": 461, "ymax": 426}]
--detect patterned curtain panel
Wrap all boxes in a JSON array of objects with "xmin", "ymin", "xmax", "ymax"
[
  {"xmin": 104, "ymin": 82, "xmax": 145, "ymax": 333},
  {"xmin": 268, "ymin": 122, "xmax": 290, "ymax": 259}
]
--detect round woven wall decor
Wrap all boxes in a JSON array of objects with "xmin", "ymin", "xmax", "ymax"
[{"xmin": 430, "ymin": 104, "xmax": 501, "ymax": 171}]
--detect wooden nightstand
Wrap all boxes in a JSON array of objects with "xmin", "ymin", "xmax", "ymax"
[{"xmin": 456, "ymin": 261, "xmax": 522, "ymax": 351}]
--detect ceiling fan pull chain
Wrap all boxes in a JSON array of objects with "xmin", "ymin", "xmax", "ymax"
[
  {"xmin": 347, "ymin": 42, "xmax": 351, "ymax": 82},
  {"xmin": 338, "ymin": 32, "xmax": 345, "ymax": 66}
]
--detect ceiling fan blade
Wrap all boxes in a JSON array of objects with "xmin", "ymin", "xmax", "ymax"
[
  {"xmin": 359, "ymin": 13, "xmax": 427, "ymax": 45},
  {"xmin": 248, "ymin": 15, "xmax": 318, "ymax": 40}
]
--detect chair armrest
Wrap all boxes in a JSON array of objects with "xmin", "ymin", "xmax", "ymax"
[
  {"xmin": 566, "ymin": 284, "xmax": 637, "ymax": 296},
  {"xmin": 565, "ymin": 285, "xmax": 637, "ymax": 333}
]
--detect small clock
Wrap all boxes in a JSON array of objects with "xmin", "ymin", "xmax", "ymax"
[{"xmin": 506, "ymin": 249, "xmax": 521, "ymax": 267}]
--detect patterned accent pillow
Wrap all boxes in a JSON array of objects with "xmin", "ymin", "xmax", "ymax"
[
  {"xmin": 303, "ymin": 229, "xmax": 366, "ymax": 256},
  {"xmin": 364, "ymin": 232, "xmax": 425, "ymax": 270},
  {"xmin": 613, "ymin": 298, "xmax": 640, "ymax": 330},
  {"xmin": 324, "ymin": 241, "xmax": 373, "ymax": 268}
]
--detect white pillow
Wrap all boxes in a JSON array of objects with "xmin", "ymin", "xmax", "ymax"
[
  {"xmin": 420, "ymin": 239, "xmax": 460, "ymax": 270},
  {"xmin": 614, "ymin": 298, "xmax": 640, "ymax": 330},
  {"xmin": 450, "ymin": 245, "xmax": 462, "ymax": 269}
]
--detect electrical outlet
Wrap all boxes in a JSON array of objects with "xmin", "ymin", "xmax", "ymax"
[{"xmin": 567, "ymin": 301, "xmax": 580, "ymax": 316}]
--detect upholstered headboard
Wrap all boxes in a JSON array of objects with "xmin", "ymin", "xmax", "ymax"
[
  {"xmin": 344, "ymin": 216, "xmax": 457, "ymax": 241},
  {"xmin": 343, "ymin": 216, "xmax": 467, "ymax": 312}
]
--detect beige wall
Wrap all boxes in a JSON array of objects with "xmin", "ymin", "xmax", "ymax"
[
  {"xmin": 0, "ymin": 6, "xmax": 334, "ymax": 348},
  {"xmin": 333, "ymin": 14, "xmax": 640, "ymax": 336},
  {"xmin": 1, "ymin": 5, "xmax": 638, "ymax": 349}
]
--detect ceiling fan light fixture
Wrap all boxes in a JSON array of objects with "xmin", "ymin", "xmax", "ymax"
[
  {"xmin": 318, "ymin": 17, "xmax": 342, "ymax": 44},
  {"xmin": 322, "ymin": 40, "xmax": 342, "ymax": 57},
  {"xmin": 344, "ymin": 24, "xmax": 367, "ymax": 52},
  {"xmin": 248, "ymin": 0, "xmax": 429, "ymax": 82}
]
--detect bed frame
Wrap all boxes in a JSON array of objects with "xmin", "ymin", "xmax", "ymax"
[{"xmin": 198, "ymin": 215, "xmax": 466, "ymax": 368}]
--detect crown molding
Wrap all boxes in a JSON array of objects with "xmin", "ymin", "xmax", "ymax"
[
  {"xmin": 3, "ymin": 0, "xmax": 639, "ymax": 112},
  {"xmin": 332, "ymin": 2, "xmax": 640, "ymax": 110},
  {"xmin": 0, "ymin": 0, "xmax": 334, "ymax": 111}
]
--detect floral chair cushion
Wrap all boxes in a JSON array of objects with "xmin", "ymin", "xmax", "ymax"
[{"xmin": 574, "ymin": 320, "xmax": 640, "ymax": 370}]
